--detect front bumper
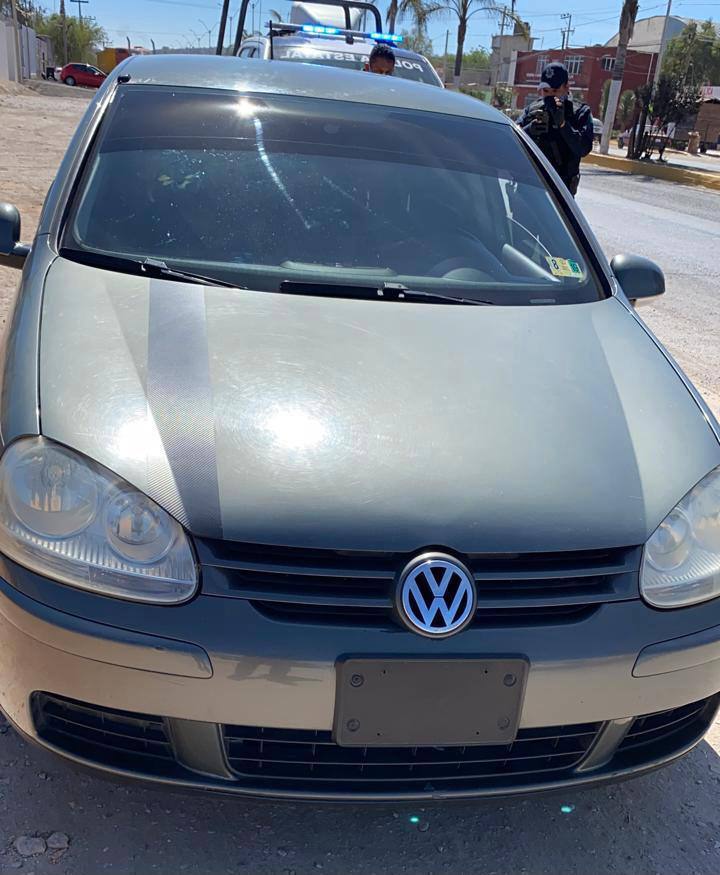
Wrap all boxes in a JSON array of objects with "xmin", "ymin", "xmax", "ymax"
[{"xmin": 2, "ymin": 556, "xmax": 720, "ymax": 800}]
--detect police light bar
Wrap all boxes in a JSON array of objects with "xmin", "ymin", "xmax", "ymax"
[
  {"xmin": 271, "ymin": 21, "xmax": 403, "ymax": 44},
  {"xmin": 302, "ymin": 24, "xmax": 340, "ymax": 34},
  {"xmin": 369, "ymin": 32, "xmax": 403, "ymax": 42}
]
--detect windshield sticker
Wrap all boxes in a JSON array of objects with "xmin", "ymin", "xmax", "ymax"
[{"xmin": 545, "ymin": 256, "xmax": 584, "ymax": 279}]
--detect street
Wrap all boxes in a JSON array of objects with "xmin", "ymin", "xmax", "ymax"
[
  {"xmin": 578, "ymin": 166, "xmax": 720, "ymax": 416},
  {"xmin": 0, "ymin": 92, "xmax": 719, "ymax": 874}
]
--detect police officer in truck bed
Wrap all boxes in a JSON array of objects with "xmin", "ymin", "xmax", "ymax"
[{"xmin": 518, "ymin": 62, "xmax": 594, "ymax": 196}]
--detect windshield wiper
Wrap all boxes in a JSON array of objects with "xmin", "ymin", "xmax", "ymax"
[
  {"xmin": 279, "ymin": 280, "xmax": 494, "ymax": 305},
  {"xmin": 61, "ymin": 249, "xmax": 246, "ymax": 290},
  {"xmin": 382, "ymin": 284, "xmax": 495, "ymax": 306},
  {"xmin": 139, "ymin": 258, "xmax": 246, "ymax": 289}
]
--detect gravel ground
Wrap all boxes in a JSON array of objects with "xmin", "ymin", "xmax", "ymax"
[
  {"xmin": 0, "ymin": 91, "xmax": 719, "ymax": 875},
  {"xmin": 0, "ymin": 89, "xmax": 89, "ymax": 329}
]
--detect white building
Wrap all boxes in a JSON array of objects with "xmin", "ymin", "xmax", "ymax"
[{"xmin": 605, "ymin": 14, "xmax": 719, "ymax": 54}]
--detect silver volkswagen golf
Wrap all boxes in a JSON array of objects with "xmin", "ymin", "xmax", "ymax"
[{"xmin": 0, "ymin": 54, "xmax": 719, "ymax": 801}]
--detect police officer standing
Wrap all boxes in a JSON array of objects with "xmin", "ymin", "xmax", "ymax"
[{"xmin": 518, "ymin": 62, "xmax": 594, "ymax": 196}]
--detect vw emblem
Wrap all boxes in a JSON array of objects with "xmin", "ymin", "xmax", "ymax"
[{"xmin": 395, "ymin": 553, "xmax": 476, "ymax": 638}]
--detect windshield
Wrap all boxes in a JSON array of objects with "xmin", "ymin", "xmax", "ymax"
[
  {"xmin": 274, "ymin": 43, "xmax": 441, "ymax": 86},
  {"xmin": 63, "ymin": 86, "xmax": 604, "ymax": 305}
]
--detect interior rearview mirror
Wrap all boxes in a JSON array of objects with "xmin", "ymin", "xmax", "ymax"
[
  {"xmin": 0, "ymin": 203, "xmax": 30, "ymax": 270},
  {"xmin": 610, "ymin": 254, "xmax": 665, "ymax": 303}
]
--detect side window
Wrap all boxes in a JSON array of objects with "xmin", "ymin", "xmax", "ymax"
[{"xmin": 239, "ymin": 46, "xmax": 256, "ymax": 57}]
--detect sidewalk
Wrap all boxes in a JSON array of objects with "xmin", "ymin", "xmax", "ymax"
[
  {"xmin": 584, "ymin": 141, "xmax": 720, "ymax": 190},
  {"xmin": 603, "ymin": 142, "xmax": 720, "ymax": 176}
]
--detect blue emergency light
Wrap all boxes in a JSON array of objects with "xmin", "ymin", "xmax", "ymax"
[
  {"xmin": 370, "ymin": 31, "xmax": 403, "ymax": 42},
  {"xmin": 302, "ymin": 24, "xmax": 340, "ymax": 34}
]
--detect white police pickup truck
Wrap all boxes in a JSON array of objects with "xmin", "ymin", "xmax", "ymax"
[{"xmin": 234, "ymin": 0, "xmax": 443, "ymax": 87}]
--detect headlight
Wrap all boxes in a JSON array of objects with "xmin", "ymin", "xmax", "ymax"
[
  {"xmin": 641, "ymin": 466, "xmax": 720, "ymax": 608},
  {"xmin": 0, "ymin": 437, "xmax": 197, "ymax": 604}
]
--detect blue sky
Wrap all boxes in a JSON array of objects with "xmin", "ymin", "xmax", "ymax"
[{"xmin": 55, "ymin": 0, "xmax": 720, "ymax": 54}]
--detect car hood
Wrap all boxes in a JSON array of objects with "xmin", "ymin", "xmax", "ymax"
[{"xmin": 39, "ymin": 258, "xmax": 720, "ymax": 552}]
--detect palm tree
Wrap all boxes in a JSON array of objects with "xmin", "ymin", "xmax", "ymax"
[
  {"xmin": 429, "ymin": 1, "xmax": 524, "ymax": 85},
  {"xmin": 599, "ymin": 0, "xmax": 639, "ymax": 153},
  {"xmin": 386, "ymin": 0, "xmax": 436, "ymax": 35}
]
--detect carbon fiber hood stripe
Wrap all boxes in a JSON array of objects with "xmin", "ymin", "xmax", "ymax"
[{"xmin": 147, "ymin": 279, "xmax": 223, "ymax": 538}]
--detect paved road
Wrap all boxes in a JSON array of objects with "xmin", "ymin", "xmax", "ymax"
[
  {"xmin": 1, "ymin": 101, "xmax": 720, "ymax": 875},
  {"xmin": 578, "ymin": 165, "xmax": 720, "ymax": 416}
]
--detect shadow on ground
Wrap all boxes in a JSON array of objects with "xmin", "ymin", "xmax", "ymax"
[{"xmin": 1, "ymin": 722, "xmax": 719, "ymax": 875}]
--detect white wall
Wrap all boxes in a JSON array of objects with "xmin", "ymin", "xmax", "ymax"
[
  {"xmin": 20, "ymin": 24, "xmax": 37, "ymax": 78},
  {"xmin": 0, "ymin": 21, "xmax": 47, "ymax": 81},
  {"xmin": 0, "ymin": 20, "xmax": 20, "ymax": 81}
]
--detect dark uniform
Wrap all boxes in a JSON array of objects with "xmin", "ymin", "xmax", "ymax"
[{"xmin": 519, "ymin": 95, "xmax": 594, "ymax": 196}]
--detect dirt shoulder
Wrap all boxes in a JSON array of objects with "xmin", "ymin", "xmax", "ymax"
[{"xmin": 0, "ymin": 91, "xmax": 88, "ymax": 328}]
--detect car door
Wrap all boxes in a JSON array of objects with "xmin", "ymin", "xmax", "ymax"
[
  {"xmin": 88, "ymin": 65, "xmax": 105, "ymax": 86},
  {"xmin": 73, "ymin": 64, "xmax": 90, "ymax": 86}
]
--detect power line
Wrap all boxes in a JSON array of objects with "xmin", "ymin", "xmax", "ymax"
[
  {"xmin": 147, "ymin": 0, "xmax": 219, "ymax": 8},
  {"xmin": 513, "ymin": 1, "xmax": 669, "ymax": 18}
]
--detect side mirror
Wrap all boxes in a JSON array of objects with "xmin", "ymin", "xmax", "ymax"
[
  {"xmin": 0, "ymin": 203, "xmax": 30, "ymax": 270},
  {"xmin": 610, "ymin": 254, "xmax": 665, "ymax": 303}
]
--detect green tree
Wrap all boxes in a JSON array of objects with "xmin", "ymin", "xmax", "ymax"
[
  {"xmin": 463, "ymin": 46, "xmax": 490, "ymax": 69},
  {"xmin": 31, "ymin": 10, "xmax": 106, "ymax": 64},
  {"xmin": 662, "ymin": 20, "xmax": 720, "ymax": 85},
  {"xmin": 401, "ymin": 26, "xmax": 433, "ymax": 55},
  {"xmin": 601, "ymin": 80, "xmax": 634, "ymax": 127},
  {"xmin": 618, "ymin": 88, "xmax": 635, "ymax": 128},
  {"xmin": 628, "ymin": 74, "xmax": 701, "ymax": 159}
]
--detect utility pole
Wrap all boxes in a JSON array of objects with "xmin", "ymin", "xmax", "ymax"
[
  {"xmin": 59, "ymin": 0, "xmax": 68, "ymax": 65},
  {"xmin": 652, "ymin": 0, "xmax": 672, "ymax": 88},
  {"xmin": 441, "ymin": 29, "xmax": 450, "ymax": 84},
  {"xmin": 72, "ymin": 0, "xmax": 88, "ymax": 23},
  {"xmin": 216, "ymin": 0, "xmax": 230, "ymax": 54},
  {"xmin": 560, "ymin": 13, "xmax": 572, "ymax": 50},
  {"xmin": 198, "ymin": 18, "xmax": 215, "ymax": 49}
]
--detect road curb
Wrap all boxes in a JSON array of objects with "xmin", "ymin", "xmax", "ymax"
[{"xmin": 583, "ymin": 152, "xmax": 720, "ymax": 191}]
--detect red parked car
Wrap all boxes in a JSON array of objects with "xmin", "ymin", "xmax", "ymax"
[{"xmin": 60, "ymin": 62, "xmax": 106, "ymax": 88}]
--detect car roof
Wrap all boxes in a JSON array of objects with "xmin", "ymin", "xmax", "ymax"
[{"xmin": 119, "ymin": 54, "xmax": 509, "ymax": 123}]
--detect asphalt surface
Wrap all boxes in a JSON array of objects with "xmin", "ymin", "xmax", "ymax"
[
  {"xmin": 0, "ymin": 103, "xmax": 720, "ymax": 874},
  {"xmin": 578, "ymin": 166, "xmax": 720, "ymax": 416}
]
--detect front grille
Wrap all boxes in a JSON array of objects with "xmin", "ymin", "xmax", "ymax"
[
  {"xmin": 223, "ymin": 721, "xmax": 602, "ymax": 791},
  {"xmin": 32, "ymin": 693, "xmax": 177, "ymax": 776},
  {"xmin": 254, "ymin": 600, "xmax": 597, "ymax": 627},
  {"xmin": 197, "ymin": 538, "xmax": 640, "ymax": 627},
  {"xmin": 617, "ymin": 696, "xmax": 718, "ymax": 757}
]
